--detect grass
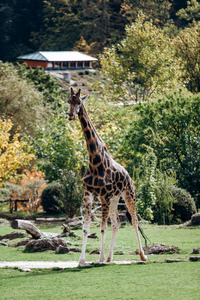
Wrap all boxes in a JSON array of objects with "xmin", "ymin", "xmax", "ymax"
[
  {"xmin": 0, "ymin": 222, "xmax": 200, "ymax": 299},
  {"xmin": 0, "ymin": 261, "xmax": 199, "ymax": 299}
]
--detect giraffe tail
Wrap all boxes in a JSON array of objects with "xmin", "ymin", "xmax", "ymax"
[{"xmin": 126, "ymin": 210, "xmax": 150, "ymax": 247}]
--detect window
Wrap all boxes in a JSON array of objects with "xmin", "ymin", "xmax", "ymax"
[
  {"xmin": 63, "ymin": 62, "xmax": 68, "ymax": 69},
  {"xmin": 70, "ymin": 61, "xmax": 76, "ymax": 68},
  {"xmin": 85, "ymin": 61, "xmax": 90, "ymax": 68},
  {"xmin": 78, "ymin": 61, "xmax": 83, "ymax": 68},
  {"xmin": 54, "ymin": 62, "xmax": 61, "ymax": 69}
]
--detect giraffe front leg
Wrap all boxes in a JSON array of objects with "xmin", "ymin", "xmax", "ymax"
[
  {"xmin": 99, "ymin": 201, "xmax": 109, "ymax": 263},
  {"xmin": 79, "ymin": 191, "xmax": 93, "ymax": 267}
]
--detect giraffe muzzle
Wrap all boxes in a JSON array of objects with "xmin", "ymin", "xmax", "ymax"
[{"xmin": 68, "ymin": 113, "xmax": 75, "ymax": 121}]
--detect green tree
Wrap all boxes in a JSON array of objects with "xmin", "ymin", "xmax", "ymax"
[
  {"xmin": 17, "ymin": 63, "xmax": 65, "ymax": 107},
  {"xmin": 173, "ymin": 21, "xmax": 200, "ymax": 92},
  {"xmin": 133, "ymin": 150, "xmax": 176, "ymax": 223},
  {"xmin": 32, "ymin": 114, "xmax": 79, "ymax": 182},
  {"xmin": 176, "ymin": 0, "xmax": 200, "ymax": 24},
  {"xmin": 30, "ymin": 0, "xmax": 81, "ymax": 51},
  {"xmin": 0, "ymin": 62, "xmax": 45, "ymax": 136},
  {"xmin": 119, "ymin": 90, "xmax": 200, "ymax": 207},
  {"xmin": 99, "ymin": 14, "xmax": 181, "ymax": 102}
]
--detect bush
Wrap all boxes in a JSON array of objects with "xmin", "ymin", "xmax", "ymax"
[
  {"xmin": 41, "ymin": 171, "xmax": 83, "ymax": 217},
  {"xmin": 41, "ymin": 182, "xmax": 64, "ymax": 213},
  {"xmin": 60, "ymin": 170, "xmax": 83, "ymax": 218},
  {"xmin": 171, "ymin": 187, "xmax": 197, "ymax": 223}
]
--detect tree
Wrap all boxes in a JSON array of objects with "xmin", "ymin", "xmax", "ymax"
[
  {"xmin": 17, "ymin": 63, "xmax": 65, "ymax": 106},
  {"xmin": 0, "ymin": 118, "xmax": 34, "ymax": 183},
  {"xmin": 173, "ymin": 21, "xmax": 200, "ymax": 92},
  {"xmin": 73, "ymin": 36, "xmax": 97, "ymax": 57},
  {"xmin": 99, "ymin": 14, "xmax": 181, "ymax": 102},
  {"xmin": 0, "ymin": 62, "xmax": 45, "ymax": 136},
  {"xmin": 30, "ymin": 0, "xmax": 81, "ymax": 51},
  {"xmin": 119, "ymin": 90, "xmax": 200, "ymax": 207},
  {"xmin": 176, "ymin": 0, "xmax": 200, "ymax": 24},
  {"xmin": 120, "ymin": 0, "xmax": 173, "ymax": 26}
]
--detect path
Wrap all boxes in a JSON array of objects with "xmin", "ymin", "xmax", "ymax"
[{"xmin": 0, "ymin": 260, "xmax": 139, "ymax": 271}]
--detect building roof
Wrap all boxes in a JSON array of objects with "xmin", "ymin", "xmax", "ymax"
[{"xmin": 17, "ymin": 51, "xmax": 98, "ymax": 62}]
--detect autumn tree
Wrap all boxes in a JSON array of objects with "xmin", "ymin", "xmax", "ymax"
[
  {"xmin": 120, "ymin": 0, "xmax": 172, "ymax": 26},
  {"xmin": 0, "ymin": 118, "xmax": 34, "ymax": 183}
]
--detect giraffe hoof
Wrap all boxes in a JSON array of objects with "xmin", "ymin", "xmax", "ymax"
[
  {"xmin": 78, "ymin": 261, "xmax": 91, "ymax": 267},
  {"xmin": 140, "ymin": 254, "xmax": 148, "ymax": 262},
  {"xmin": 106, "ymin": 257, "xmax": 112, "ymax": 263}
]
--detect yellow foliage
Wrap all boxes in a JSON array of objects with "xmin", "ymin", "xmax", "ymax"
[{"xmin": 0, "ymin": 119, "xmax": 35, "ymax": 183}]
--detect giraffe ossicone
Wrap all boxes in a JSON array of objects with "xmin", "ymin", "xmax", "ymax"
[{"xmin": 68, "ymin": 87, "xmax": 147, "ymax": 266}]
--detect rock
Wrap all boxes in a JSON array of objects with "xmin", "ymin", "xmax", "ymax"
[
  {"xmin": 114, "ymin": 250, "xmax": 125, "ymax": 255},
  {"xmin": 189, "ymin": 256, "xmax": 200, "ymax": 261},
  {"xmin": 89, "ymin": 249, "xmax": 101, "ymax": 255},
  {"xmin": 0, "ymin": 231, "xmax": 25, "ymax": 240},
  {"xmin": 192, "ymin": 248, "xmax": 200, "ymax": 254},
  {"xmin": 21, "ymin": 268, "xmax": 32, "ymax": 272},
  {"xmin": 55, "ymin": 245, "xmax": 69, "ymax": 254},
  {"xmin": 25, "ymin": 238, "xmax": 68, "ymax": 252},
  {"xmin": 69, "ymin": 247, "xmax": 81, "ymax": 252},
  {"xmin": 88, "ymin": 233, "xmax": 98, "ymax": 239},
  {"xmin": 14, "ymin": 239, "xmax": 30, "ymax": 247},
  {"xmin": 119, "ymin": 212, "xmax": 129, "ymax": 222},
  {"xmin": 166, "ymin": 259, "xmax": 185, "ymax": 263},
  {"xmin": 135, "ymin": 243, "xmax": 179, "ymax": 255},
  {"xmin": 191, "ymin": 213, "xmax": 200, "ymax": 225}
]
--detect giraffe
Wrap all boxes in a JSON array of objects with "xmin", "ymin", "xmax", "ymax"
[{"xmin": 68, "ymin": 88, "xmax": 147, "ymax": 266}]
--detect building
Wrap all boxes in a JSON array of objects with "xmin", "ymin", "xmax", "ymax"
[{"xmin": 17, "ymin": 51, "xmax": 98, "ymax": 70}]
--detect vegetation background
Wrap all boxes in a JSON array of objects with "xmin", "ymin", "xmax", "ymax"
[
  {"xmin": 0, "ymin": 2, "xmax": 200, "ymax": 299},
  {"xmin": 0, "ymin": 0, "xmax": 200, "ymax": 224}
]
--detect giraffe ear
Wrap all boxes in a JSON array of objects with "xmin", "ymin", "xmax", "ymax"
[
  {"xmin": 70, "ymin": 87, "xmax": 74, "ymax": 95},
  {"xmin": 81, "ymin": 95, "xmax": 89, "ymax": 104},
  {"xmin": 76, "ymin": 89, "xmax": 81, "ymax": 97}
]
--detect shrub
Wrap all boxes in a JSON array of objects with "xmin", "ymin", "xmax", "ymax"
[
  {"xmin": 41, "ymin": 182, "xmax": 64, "ymax": 213},
  {"xmin": 171, "ymin": 187, "xmax": 197, "ymax": 223},
  {"xmin": 60, "ymin": 170, "xmax": 83, "ymax": 218},
  {"xmin": 41, "ymin": 171, "xmax": 83, "ymax": 217}
]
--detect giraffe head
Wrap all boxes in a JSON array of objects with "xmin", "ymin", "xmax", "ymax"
[{"xmin": 68, "ymin": 88, "xmax": 87, "ymax": 120}]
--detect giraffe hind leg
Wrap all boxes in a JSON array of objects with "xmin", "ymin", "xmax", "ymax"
[
  {"xmin": 124, "ymin": 189, "xmax": 147, "ymax": 262},
  {"xmin": 106, "ymin": 198, "xmax": 121, "ymax": 263}
]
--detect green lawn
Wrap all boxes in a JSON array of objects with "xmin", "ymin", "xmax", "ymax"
[{"xmin": 0, "ymin": 223, "xmax": 200, "ymax": 299}]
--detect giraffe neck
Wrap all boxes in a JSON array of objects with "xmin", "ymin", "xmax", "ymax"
[{"xmin": 78, "ymin": 104, "xmax": 106, "ymax": 157}]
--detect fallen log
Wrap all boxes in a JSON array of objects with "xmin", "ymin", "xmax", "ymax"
[
  {"xmin": 11, "ymin": 219, "xmax": 62, "ymax": 239},
  {"xmin": 11, "ymin": 219, "xmax": 42, "ymax": 239}
]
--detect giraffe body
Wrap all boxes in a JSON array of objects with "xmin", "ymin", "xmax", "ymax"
[{"xmin": 68, "ymin": 88, "xmax": 147, "ymax": 265}]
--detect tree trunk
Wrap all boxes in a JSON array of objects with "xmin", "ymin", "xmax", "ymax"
[{"xmin": 11, "ymin": 219, "xmax": 42, "ymax": 239}]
